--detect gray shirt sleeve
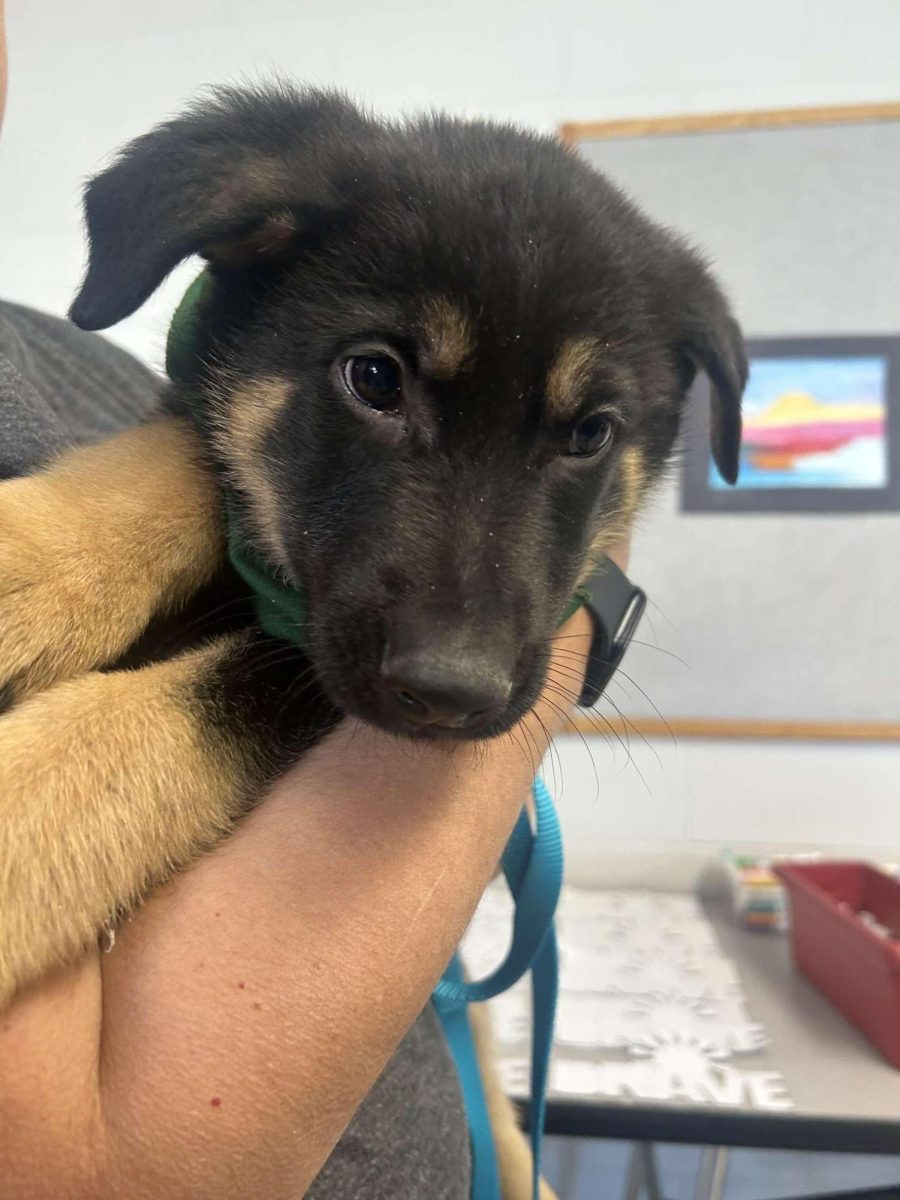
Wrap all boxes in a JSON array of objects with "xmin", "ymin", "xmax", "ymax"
[{"xmin": 0, "ymin": 300, "xmax": 160, "ymax": 477}]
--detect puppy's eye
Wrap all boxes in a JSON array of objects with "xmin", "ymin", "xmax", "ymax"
[
  {"xmin": 343, "ymin": 355, "xmax": 403, "ymax": 412},
  {"xmin": 567, "ymin": 412, "xmax": 615, "ymax": 457}
]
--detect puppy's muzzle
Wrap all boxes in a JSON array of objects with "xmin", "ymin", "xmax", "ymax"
[{"xmin": 381, "ymin": 630, "xmax": 514, "ymax": 731}]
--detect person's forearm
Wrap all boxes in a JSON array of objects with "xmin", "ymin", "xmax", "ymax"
[{"xmin": 0, "ymin": 608, "xmax": 592, "ymax": 1200}]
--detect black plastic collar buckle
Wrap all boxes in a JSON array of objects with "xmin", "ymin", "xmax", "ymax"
[{"xmin": 577, "ymin": 557, "xmax": 647, "ymax": 708}]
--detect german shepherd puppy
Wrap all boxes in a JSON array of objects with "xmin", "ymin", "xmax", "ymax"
[{"xmin": 0, "ymin": 84, "xmax": 745, "ymax": 1196}]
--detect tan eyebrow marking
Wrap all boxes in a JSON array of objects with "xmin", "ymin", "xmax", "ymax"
[
  {"xmin": 420, "ymin": 297, "xmax": 475, "ymax": 378},
  {"xmin": 546, "ymin": 336, "xmax": 606, "ymax": 419}
]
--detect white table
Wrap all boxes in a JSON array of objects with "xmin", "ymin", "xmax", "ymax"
[
  {"xmin": 464, "ymin": 888, "xmax": 900, "ymax": 1199},
  {"xmin": 541, "ymin": 898, "xmax": 900, "ymax": 1157}
]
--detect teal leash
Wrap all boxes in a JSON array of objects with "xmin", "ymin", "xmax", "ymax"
[
  {"xmin": 433, "ymin": 953, "xmax": 503, "ymax": 1197},
  {"xmin": 433, "ymin": 777, "xmax": 563, "ymax": 1200}
]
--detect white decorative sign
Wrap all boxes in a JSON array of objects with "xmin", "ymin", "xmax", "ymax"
[{"xmin": 460, "ymin": 887, "xmax": 794, "ymax": 1113}]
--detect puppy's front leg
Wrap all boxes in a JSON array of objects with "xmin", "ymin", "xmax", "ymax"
[
  {"xmin": 0, "ymin": 415, "xmax": 223, "ymax": 706},
  {"xmin": 469, "ymin": 1002, "xmax": 560, "ymax": 1200},
  {"xmin": 0, "ymin": 630, "xmax": 331, "ymax": 1007}
]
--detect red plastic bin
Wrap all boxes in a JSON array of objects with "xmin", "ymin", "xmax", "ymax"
[{"xmin": 776, "ymin": 861, "xmax": 900, "ymax": 1068}]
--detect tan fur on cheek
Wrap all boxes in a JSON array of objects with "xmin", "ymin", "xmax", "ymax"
[
  {"xmin": 546, "ymin": 336, "xmax": 604, "ymax": 420},
  {"xmin": 420, "ymin": 298, "xmax": 475, "ymax": 378},
  {"xmin": 582, "ymin": 445, "xmax": 648, "ymax": 579},
  {"xmin": 210, "ymin": 375, "xmax": 294, "ymax": 565},
  {"xmin": 0, "ymin": 416, "xmax": 223, "ymax": 703},
  {"xmin": 620, "ymin": 444, "xmax": 648, "ymax": 516},
  {"xmin": 0, "ymin": 633, "xmax": 260, "ymax": 1007}
]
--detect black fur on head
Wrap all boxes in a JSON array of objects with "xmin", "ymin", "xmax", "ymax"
[{"xmin": 71, "ymin": 82, "xmax": 746, "ymax": 739}]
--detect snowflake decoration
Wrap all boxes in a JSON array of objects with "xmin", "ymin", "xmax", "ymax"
[
  {"xmin": 627, "ymin": 1029, "xmax": 730, "ymax": 1069},
  {"xmin": 621, "ymin": 943, "xmax": 702, "ymax": 975},
  {"xmin": 713, "ymin": 1022, "xmax": 769, "ymax": 1055},
  {"xmin": 625, "ymin": 992, "xmax": 718, "ymax": 1024},
  {"xmin": 619, "ymin": 992, "xmax": 768, "ymax": 1057}
]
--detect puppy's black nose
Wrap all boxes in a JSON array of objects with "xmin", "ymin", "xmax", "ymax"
[{"xmin": 382, "ymin": 653, "xmax": 513, "ymax": 728}]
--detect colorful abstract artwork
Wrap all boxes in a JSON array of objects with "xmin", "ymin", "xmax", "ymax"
[
  {"xmin": 711, "ymin": 356, "xmax": 888, "ymax": 491},
  {"xmin": 682, "ymin": 336, "xmax": 900, "ymax": 514}
]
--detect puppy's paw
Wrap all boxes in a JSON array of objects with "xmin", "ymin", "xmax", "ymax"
[
  {"xmin": 0, "ymin": 418, "xmax": 224, "ymax": 710},
  {"xmin": 499, "ymin": 1160, "xmax": 559, "ymax": 1200},
  {"xmin": 0, "ymin": 474, "xmax": 141, "ymax": 708},
  {"xmin": 0, "ymin": 635, "xmax": 250, "ymax": 1007},
  {"xmin": 0, "ymin": 468, "xmax": 164, "ymax": 705}
]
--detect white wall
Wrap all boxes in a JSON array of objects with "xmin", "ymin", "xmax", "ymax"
[
  {"xmin": 552, "ymin": 734, "xmax": 900, "ymax": 892},
  {"xmin": 5, "ymin": 0, "xmax": 900, "ymax": 368},
  {"xmin": 3, "ymin": 0, "xmax": 899, "ymax": 886}
]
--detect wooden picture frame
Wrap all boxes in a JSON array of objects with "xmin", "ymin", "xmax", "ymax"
[{"xmin": 560, "ymin": 102, "xmax": 900, "ymax": 147}]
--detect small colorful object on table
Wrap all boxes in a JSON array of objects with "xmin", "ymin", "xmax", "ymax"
[{"xmin": 724, "ymin": 851, "xmax": 792, "ymax": 932}]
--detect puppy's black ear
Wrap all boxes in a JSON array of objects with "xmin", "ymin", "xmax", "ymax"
[
  {"xmin": 70, "ymin": 84, "xmax": 371, "ymax": 330},
  {"xmin": 680, "ymin": 270, "xmax": 747, "ymax": 485}
]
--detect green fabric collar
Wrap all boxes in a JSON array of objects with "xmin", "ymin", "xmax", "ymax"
[
  {"xmin": 166, "ymin": 271, "xmax": 213, "ymax": 383},
  {"xmin": 226, "ymin": 506, "xmax": 309, "ymax": 643},
  {"xmin": 167, "ymin": 273, "xmax": 585, "ymax": 648}
]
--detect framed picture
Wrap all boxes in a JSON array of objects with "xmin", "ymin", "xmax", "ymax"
[{"xmin": 682, "ymin": 336, "xmax": 900, "ymax": 514}]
